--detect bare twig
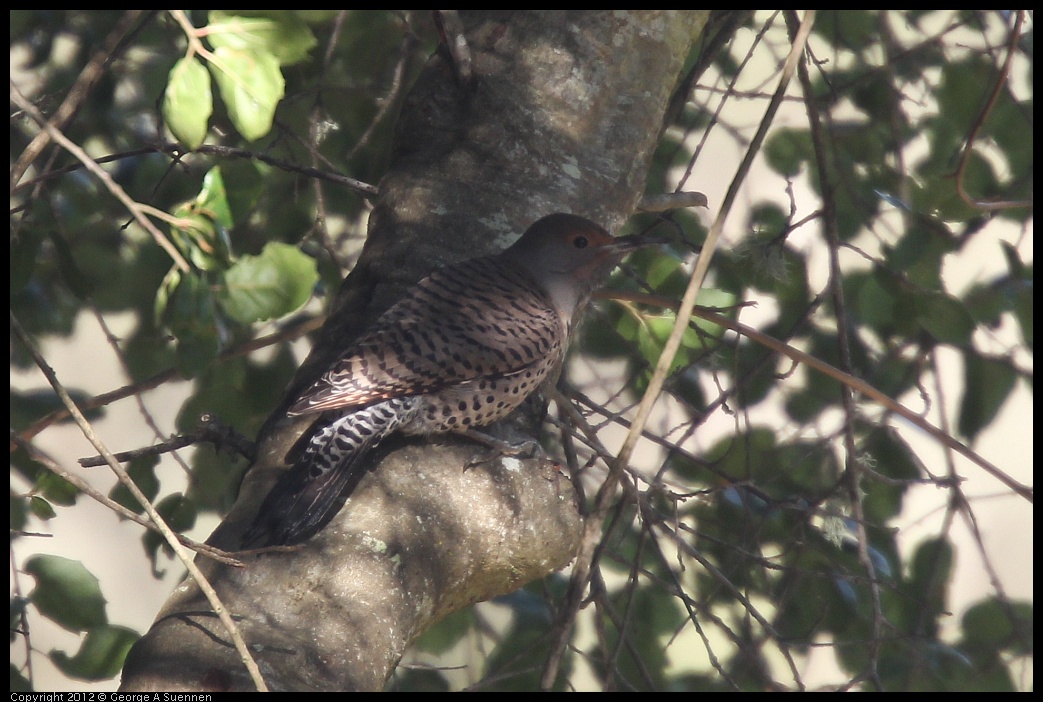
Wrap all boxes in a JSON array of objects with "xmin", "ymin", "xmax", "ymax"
[
  {"xmin": 607, "ymin": 291, "xmax": 1033, "ymax": 503},
  {"xmin": 16, "ymin": 314, "xmax": 324, "ymax": 444},
  {"xmin": 954, "ymin": 10, "xmax": 1031, "ymax": 212},
  {"xmin": 10, "ymin": 10, "xmax": 150, "ymax": 189},
  {"xmin": 788, "ymin": 8, "xmax": 881, "ymax": 688},
  {"xmin": 434, "ymin": 10, "xmax": 473, "ymax": 86},
  {"xmin": 11, "ymin": 433, "xmax": 243, "ymax": 567},
  {"xmin": 10, "ymin": 82, "xmax": 191, "ymax": 272},
  {"xmin": 637, "ymin": 191, "xmax": 708, "ymax": 212},
  {"xmin": 77, "ymin": 417, "xmax": 255, "ymax": 467},
  {"xmin": 11, "ymin": 312, "xmax": 267, "ymax": 690},
  {"xmin": 539, "ymin": 11, "xmax": 819, "ymax": 691},
  {"xmin": 12, "ymin": 143, "xmax": 379, "ymax": 198},
  {"xmin": 345, "ymin": 12, "xmax": 417, "ymax": 163}
]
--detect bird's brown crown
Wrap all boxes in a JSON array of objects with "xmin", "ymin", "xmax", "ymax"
[{"xmin": 502, "ymin": 213, "xmax": 652, "ymax": 321}]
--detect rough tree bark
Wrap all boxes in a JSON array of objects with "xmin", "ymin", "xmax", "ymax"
[{"xmin": 120, "ymin": 10, "xmax": 708, "ymax": 692}]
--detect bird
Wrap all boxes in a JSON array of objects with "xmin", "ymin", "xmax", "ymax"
[{"xmin": 243, "ymin": 213, "xmax": 659, "ymax": 547}]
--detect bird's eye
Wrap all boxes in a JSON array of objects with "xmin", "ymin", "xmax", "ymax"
[{"xmin": 573, "ymin": 235, "xmax": 588, "ymax": 249}]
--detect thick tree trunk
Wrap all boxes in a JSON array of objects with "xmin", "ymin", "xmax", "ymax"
[{"xmin": 121, "ymin": 10, "xmax": 707, "ymax": 692}]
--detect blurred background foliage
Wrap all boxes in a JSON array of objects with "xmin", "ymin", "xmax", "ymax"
[{"xmin": 10, "ymin": 10, "xmax": 1032, "ymax": 692}]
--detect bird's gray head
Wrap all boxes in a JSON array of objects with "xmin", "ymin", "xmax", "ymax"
[{"xmin": 502, "ymin": 213, "xmax": 657, "ymax": 320}]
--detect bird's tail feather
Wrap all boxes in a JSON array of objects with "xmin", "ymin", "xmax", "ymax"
[{"xmin": 242, "ymin": 400, "xmax": 410, "ymax": 547}]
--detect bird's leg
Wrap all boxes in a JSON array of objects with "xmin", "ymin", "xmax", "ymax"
[{"xmin": 456, "ymin": 429, "xmax": 547, "ymax": 468}]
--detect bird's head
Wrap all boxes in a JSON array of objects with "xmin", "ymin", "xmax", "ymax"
[{"xmin": 503, "ymin": 212, "xmax": 662, "ymax": 319}]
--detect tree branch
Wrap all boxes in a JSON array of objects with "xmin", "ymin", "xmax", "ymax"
[{"xmin": 120, "ymin": 11, "xmax": 709, "ymax": 692}]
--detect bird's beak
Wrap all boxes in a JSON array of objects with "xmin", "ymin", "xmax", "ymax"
[{"xmin": 607, "ymin": 233, "xmax": 670, "ymax": 253}]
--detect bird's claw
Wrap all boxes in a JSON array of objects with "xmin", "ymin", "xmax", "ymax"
[{"xmin": 459, "ymin": 430, "xmax": 546, "ymax": 469}]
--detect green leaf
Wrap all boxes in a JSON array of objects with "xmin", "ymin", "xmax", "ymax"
[
  {"xmin": 910, "ymin": 538, "xmax": 953, "ymax": 602},
  {"xmin": 109, "ymin": 456, "xmax": 160, "ymax": 515},
  {"xmin": 784, "ymin": 388, "xmax": 833, "ymax": 424},
  {"xmin": 636, "ymin": 312, "xmax": 697, "ymax": 374},
  {"xmin": 10, "ymin": 493, "xmax": 28, "ymax": 532},
  {"xmin": 169, "ymin": 204, "xmax": 230, "ymax": 272},
  {"xmin": 776, "ymin": 440, "xmax": 840, "ymax": 493},
  {"xmin": 10, "ymin": 664, "xmax": 31, "ymax": 692},
  {"xmin": 173, "ymin": 162, "xmax": 262, "ymax": 249},
  {"xmin": 764, "ymin": 128, "xmax": 811, "ymax": 177},
  {"xmin": 218, "ymin": 242, "xmax": 318, "ymax": 323},
  {"xmin": 48, "ymin": 230, "xmax": 93, "ymax": 299},
  {"xmin": 143, "ymin": 493, "xmax": 198, "ymax": 564},
  {"xmin": 850, "ymin": 71, "xmax": 899, "ymax": 125},
  {"xmin": 37, "ymin": 470, "xmax": 79, "ymax": 506},
  {"xmin": 813, "ymin": 9, "xmax": 876, "ymax": 47},
  {"xmin": 176, "ymin": 333, "xmax": 221, "ymax": 377},
  {"xmin": 957, "ymin": 353, "xmax": 1017, "ymax": 440},
  {"xmin": 10, "ymin": 227, "xmax": 43, "ymax": 294},
  {"xmin": 601, "ymin": 587, "xmax": 676, "ymax": 688},
  {"xmin": 999, "ymin": 241, "xmax": 1027, "ymax": 280},
  {"xmin": 207, "ymin": 10, "xmax": 317, "ymax": 65},
  {"xmin": 703, "ymin": 426, "xmax": 778, "ymax": 482},
  {"xmin": 156, "ymin": 493, "xmax": 198, "ymax": 533},
  {"xmin": 885, "ymin": 221, "xmax": 955, "ymax": 288},
  {"xmin": 963, "ymin": 282, "xmax": 1007, "ymax": 329},
  {"xmin": 632, "ymin": 288, "xmax": 733, "ymax": 374},
  {"xmin": 50, "ymin": 625, "xmax": 139, "ymax": 681},
  {"xmin": 849, "ymin": 270, "xmax": 897, "ymax": 331},
  {"xmin": 914, "ymin": 291, "xmax": 976, "ymax": 345},
  {"xmin": 642, "ymin": 250, "xmax": 690, "ymax": 297},
  {"xmin": 999, "ymin": 243, "xmax": 1033, "ymax": 349},
  {"xmin": 412, "ymin": 608, "xmax": 474, "ymax": 655},
  {"xmin": 209, "ymin": 46, "xmax": 284, "ymax": 142},
  {"xmin": 694, "ymin": 288, "xmax": 737, "ymax": 328},
  {"xmin": 219, "ymin": 161, "xmax": 264, "ymax": 226},
  {"xmin": 154, "ymin": 267, "xmax": 181, "ymax": 324},
  {"xmin": 28, "ymin": 495, "xmax": 56, "ymax": 520},
  {"xmin": 196, "ymin": 167, "xmax": 234, "ymax": 230},
  {"xmin": 25, "ymin": 555, "xmax": 107, "ymax": 632},
  {"xmin": 162, "ymin": 271, "xmax": 222, "ymax": 375},
  {"xmin": 162, "ymin": 56, "xmax": 213, "ymax": 150},
  {"xmin": 292, "ymin": 10, "xmax": 341, "ymax": 24},
  {"xmin": 934, "ymin": 56, "xmax": 996, "ymax": 139},
  {"xmin": 962, "ymin": 598, "xmax": 1033, "ymax": 654},
  {"xmin": 1010, "ymin": 281, "xmax": 1032, "ymax": 350},
  {"xmin": 860, "ymin": 428, "xmax": 923, "ymax": 521},
  {"xmin": 734, "ymin": 340, "xmax": 774, "ymax": 408}
]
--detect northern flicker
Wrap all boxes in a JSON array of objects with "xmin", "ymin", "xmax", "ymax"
[{"xmin": 244, "ymin": 213, "xmax": 657, "ymax": 547}]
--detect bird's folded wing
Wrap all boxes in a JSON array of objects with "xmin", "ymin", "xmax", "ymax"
[{"xmin": 288, "ymin": 259, "xmax": 564, "ymax": 416}]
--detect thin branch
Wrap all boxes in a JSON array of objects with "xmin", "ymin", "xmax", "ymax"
[
  {"xmin": 345, "ymin": 12, "xmax": 416, "ymax": 163},
  {"xmin": 433, "ymin": 10, "xmax": 473, "ymax": 86},
  {"xmin": 539, "ymin": 11, "xmax": 819, "ymax": 691},
  {"xmin": 181, "ymin": 144, "xmax": 379, "ymax": 198},
  {"xmin": 10, "ymin": 312, "xmax": 267, "ymax": 690},
  {"xmin": 10, "ymin": 82, "xmax": 191, "ymax": 272},
  {"xmin": 89, "ymin": 307, "xmax": 193, "ymax": 476},
  {"xmin": 676, "ymin": 11, "xmax": 781, "ymax": 194},
  {"xmin": 954, "ymin": 10, "xmax": 1031, "ymax": 212},
  {"xmin": 11, "ymin": 142, "xmax": 379, "ymax": 198},
  {"xmin": 637, "ymin": 191, "xmax": 708, "ymax": 212},
  {"xmin": 11, "ymin": 433, "xmax": 243, "ymax": 567},
  {"xmin": 609, "ymin": 291, "xmax": 1033, "ymax": 503},
  {"xmin": 10, "ymin": 539, "xmax": 35, "ymax": 686},
  {"xmin": 617, "ymin": 10, "xmax": 816, "ymax": 498},
  {"xmin": 788, "ymin": 8, "xmax": 883, "ymax": 689},
  {"xmin": 10, "ymin": 10, "xmax": 150, "ymax": 189},
  {"xmin": 77, "ymin": 417, "xmax": 255, "ymax": 467},
  {"xmin": 16, "ymin": 314, "xmax": 324, "ymax": 444}
]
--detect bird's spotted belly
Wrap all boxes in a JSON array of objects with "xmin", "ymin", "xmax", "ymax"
[{"xmin": 402, "ymin": 368, "xmax": 550, "ymax": 435}]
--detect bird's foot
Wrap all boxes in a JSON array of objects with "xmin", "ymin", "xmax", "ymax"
[{"xmin": 457, "ymin": 429, "xmax": 547, "ymax": 468}]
